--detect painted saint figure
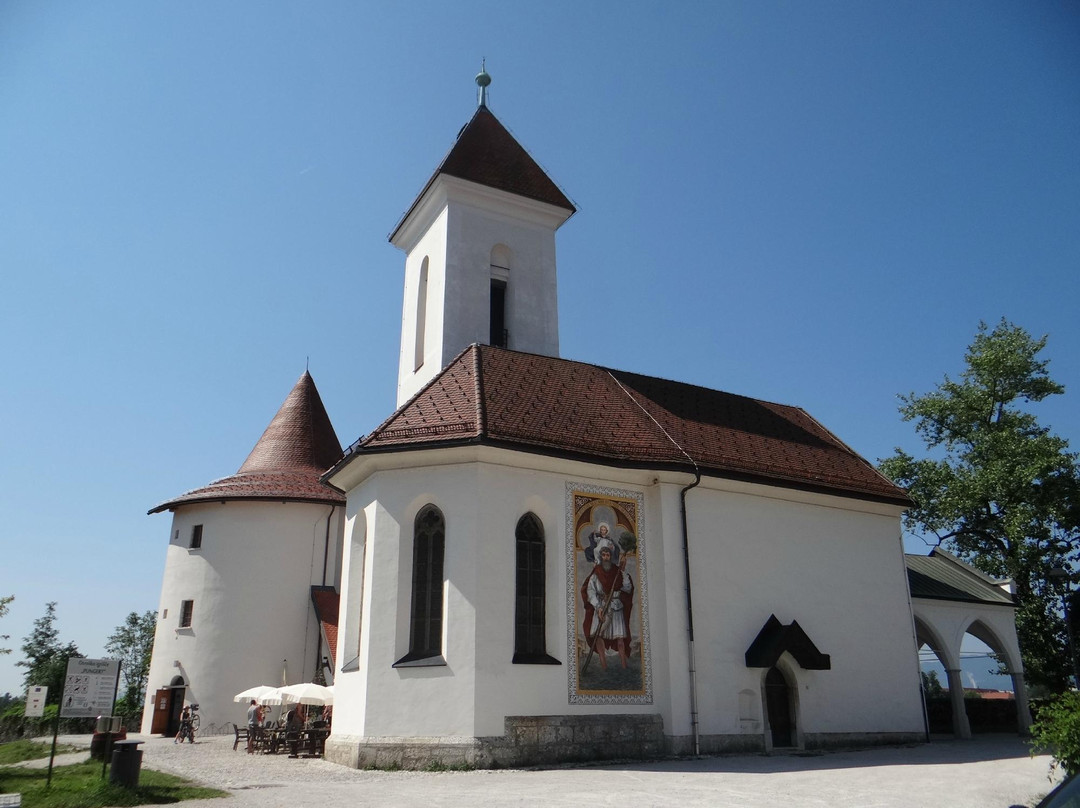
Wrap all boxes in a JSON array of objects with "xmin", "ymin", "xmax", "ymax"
[
  {"xmin": 583, "ymin": 521, "xmax": 620, "ymax": 565},
  {"xmin": 581, "ymin": 537, "xmax": 634, "ymax": 669}
]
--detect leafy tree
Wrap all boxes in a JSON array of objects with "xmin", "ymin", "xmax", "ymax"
[
  {"xmin": 921, "ymin": 670, "xmax": 945, "ymax": 698},
  {"xmin": 880, "ymin": 319, "xmax": 1080, "ymax": 694},
  {"xmin": 1031, "ymin": 691, "xmax": 1080, "ymax": 777},
  {"xmin": 16, "ymin": 602, "xmax": 81, "ymax": 704},
  {"xmin": 104, "ymin": 610, "xmax": 156, "ymax": 710},
  {"xmin": 0, "ymin": 595, "xmax": 11, "ymax": 655}
]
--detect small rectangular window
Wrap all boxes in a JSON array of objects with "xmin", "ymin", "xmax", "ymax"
[
  {"xmin": 179, "ymin": 600, "xmax": 194, "ymax": 628},
  {"xmin": 190, "ymin": 525, "xmax": 203, "ymax": 549}
]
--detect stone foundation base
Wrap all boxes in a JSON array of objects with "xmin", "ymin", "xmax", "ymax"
[
  {"xmin": 325, "ymin": 714, "xmax": 666, "ymax": 770},
  {"xmin": 324, "ymin": 720, "xmax": 926, "ymax": 770}
]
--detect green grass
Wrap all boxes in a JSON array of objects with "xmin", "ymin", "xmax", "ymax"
[
  {"xmin": 0, "ymin": 742, "xmax": 83, "ymax": 766},
  {"xmin": 0, "ymin": 761, "xmax": 226, "ymax": 808}
]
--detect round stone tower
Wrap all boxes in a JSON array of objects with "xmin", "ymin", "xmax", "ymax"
[{"xmin": 141, "ymin": 371, "xmax": 345, "ymax": 736}]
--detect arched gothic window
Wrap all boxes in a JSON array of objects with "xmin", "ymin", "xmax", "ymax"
[
  {"xmin": 397, "ymin": 504, "xmax": 445, "ymax": 665},
  {"xmin": 513, "ymin": 512, "xmax": 559, "ymax": 664}
]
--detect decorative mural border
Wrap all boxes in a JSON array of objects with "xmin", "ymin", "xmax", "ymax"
[{"xmin": 565, "ymin": 482, "xmax": 652, "ymax": 705}]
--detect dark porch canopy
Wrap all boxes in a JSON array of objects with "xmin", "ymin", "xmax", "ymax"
[{"xmin": 745, "ymin": 615, "xmax": 831, "ymax": 670}]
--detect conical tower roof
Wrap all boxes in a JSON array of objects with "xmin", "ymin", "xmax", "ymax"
[
  {"xmin": 237, "ymin": 370, "xmax": 343, "ymax": 474},
  {"xmin": 149, "ymin": 371, "xmax": 345, "ymax": 514}
]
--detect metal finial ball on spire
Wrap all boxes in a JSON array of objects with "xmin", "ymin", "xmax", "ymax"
[{"xmin": 475, "ymin": 61, "xmax": 491, "ymax": 107}]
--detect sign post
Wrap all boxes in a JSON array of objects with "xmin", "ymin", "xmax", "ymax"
[{"xmin": 47, "ymin": 658, "xmax": 121, "ymax": 786}]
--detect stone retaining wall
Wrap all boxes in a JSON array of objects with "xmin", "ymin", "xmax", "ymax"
[{"xmin": 325, "ymin": 713, "xmax": 666, "ymax": 770}]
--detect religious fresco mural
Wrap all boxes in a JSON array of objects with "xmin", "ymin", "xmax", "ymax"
[{"xmin": 566, "ymin": 483, "xmax": 651, "ymax": 704}]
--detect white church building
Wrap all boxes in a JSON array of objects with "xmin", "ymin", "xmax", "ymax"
[{"xmin": 143, "ymin": 71, "xmax": 1028, "ymax": 766}]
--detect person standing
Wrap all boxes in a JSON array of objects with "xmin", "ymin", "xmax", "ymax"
[
  {"xmin": 174, "ymin": 705, "xmax": 193, "ymax": 743},
  {"xmin": 246, "ymin": 699, "xmax": 259, "ymax": 753}
]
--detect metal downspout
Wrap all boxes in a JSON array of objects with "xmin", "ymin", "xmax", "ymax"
[
  {"xmin": 606, "ymin": 370, "xmax": 703, "ymax": 756},
  {"xmin": 680, "ymin": 468, "xmax": 702, "ymax": 755}
]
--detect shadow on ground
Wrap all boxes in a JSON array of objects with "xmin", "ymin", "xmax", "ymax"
[{"xmin": 561, "ymin": 734, "xmax": 1038, "ymax": 775}]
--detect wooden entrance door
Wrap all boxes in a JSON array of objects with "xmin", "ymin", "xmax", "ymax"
[
  {"xmin": 150, "ymin": 688, "xmax": 171, "ymax": 735},
  {"xmin": 765, "ymin": 666, "xmax": 794, "ymax": 748}
]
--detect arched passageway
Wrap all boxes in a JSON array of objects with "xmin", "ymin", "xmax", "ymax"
[{"xmin": 906, "ymin": 550, "xmax": 1031, "ymax": 739}]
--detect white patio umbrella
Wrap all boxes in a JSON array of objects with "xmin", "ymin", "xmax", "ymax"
[
  {"xmin": 278, "ymin": 682, "xmax": 334, "ymax": 706},
  {"xmin": 233, "ymin": 685, "xmax": 277, "ymax": 703},
  {"xmin": 256, "ymin": 687, "xmax": 288, "ymax": 706}
]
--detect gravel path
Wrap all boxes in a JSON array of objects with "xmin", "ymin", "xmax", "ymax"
[{"xmin": 31, "ymin": 733, "xmax": 1061, "ymax": 808}]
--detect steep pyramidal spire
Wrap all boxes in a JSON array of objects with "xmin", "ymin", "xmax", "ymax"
[{"xmin": 149, "ymin": 371, "xmax": 344, "ymax": 513}]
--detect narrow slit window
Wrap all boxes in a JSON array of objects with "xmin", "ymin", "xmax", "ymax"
[
  {"xmin": 414, "ymin": 257, "xmax": 429, "ymax": 370},
  {"xmin": 490, "ymin": 279, "xmax": 507, "ymax": 347}
]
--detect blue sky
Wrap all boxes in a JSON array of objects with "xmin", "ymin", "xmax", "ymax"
[{"xmin": 1, "ymin": 2, "xmax": 1077, "ymax": 696}]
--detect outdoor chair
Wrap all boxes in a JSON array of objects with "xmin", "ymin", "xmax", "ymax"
[{"xmin": 232, "ymin": 723, "xmax": 250, "ymax": 751}]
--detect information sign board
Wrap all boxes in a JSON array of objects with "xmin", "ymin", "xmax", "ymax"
[
  {"xmin": 59, "ymin": 658, "xmax": 120, "ymax": 718},
  {"xmin": 25, "ymin": 685, "xmax": 47, "ymax": 717}
]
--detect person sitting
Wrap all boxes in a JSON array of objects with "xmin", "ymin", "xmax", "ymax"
[{"xmin": 284, "ymin": 709, "xmax": 303, "ymax": 757}]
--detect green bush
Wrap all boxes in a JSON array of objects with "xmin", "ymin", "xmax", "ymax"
[
  {"xmin": 1030, "ymin": 691, "xmax": 1080, "ymax": 776},
  {"xmin": 0, "ymin": 704, "xmax": 94, "ymax": 743}
]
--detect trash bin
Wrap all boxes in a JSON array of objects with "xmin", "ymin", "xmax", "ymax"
[{"xmin": 109, "ymin": 740, "xmax": 144, "ymax": 788}]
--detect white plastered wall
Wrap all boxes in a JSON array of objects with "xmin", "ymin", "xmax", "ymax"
[
  {"xmin": 683, "ymin": 481, "xmax": 925, "ymax": 739},
  {"xmin": 330, "ymin": 448, "xmax": 924, "ymax": 744},
  {"xmin": 141, "ymin": 500, "xmax": 344, "ymax": 734}
]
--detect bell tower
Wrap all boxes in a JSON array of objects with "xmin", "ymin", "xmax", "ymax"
[{"xmin": 390, "ymin": 68, "xmax": 576, "ymax": 407}]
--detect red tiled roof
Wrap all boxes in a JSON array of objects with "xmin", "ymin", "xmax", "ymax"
[
  {"xmin": 391, "ymin": 106, "xmax": 574, "ymax": 241},
  {"xmin": 150, "ymin": 371, "xmax": 345, "ymax": 514},
  {"xmin": 337, "ymin": 345, "xmax": 911, "ymax": 506},
  {"xmin": 310, "ymin": 586, "xmax": 339, "ymax": 664}
]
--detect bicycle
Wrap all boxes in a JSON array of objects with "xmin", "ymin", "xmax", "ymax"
[{"xmin": 175, "ymin": 703, "xmax": 200, "ymax": 743}]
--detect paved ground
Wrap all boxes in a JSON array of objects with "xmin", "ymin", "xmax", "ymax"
[{"xmin": 14, "ymin": 733, "xmax": 1064, "ymax": 808}]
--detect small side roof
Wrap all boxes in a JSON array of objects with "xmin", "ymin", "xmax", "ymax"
[
  {"xmin": 906, "ymin": 548, "xmax": 1015, "ymax": 606},
  {"xmin": 149, "ymin": 371, "xmax": 345, "ymax": 514},
  {"xmin": 310, "ymin": 586, "xmax": 339, "ymax": 665}
]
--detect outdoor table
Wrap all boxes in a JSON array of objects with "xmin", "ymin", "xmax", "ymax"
[{"xmin": 297, "ymin": 728, "xmax": 329, "ymax": 757}]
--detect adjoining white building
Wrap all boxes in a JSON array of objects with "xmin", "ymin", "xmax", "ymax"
[{"xmin": 143, "ymin": 71, "xmax": 1027, "ymax": 765}]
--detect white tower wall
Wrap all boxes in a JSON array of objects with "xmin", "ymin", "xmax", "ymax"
[
  {"xmin": 141, "ymin": 500, "xmax": 344, "ymax": 734},
  {"xmin": 394, "ymin": 177, "xmax": 567, "ymax": 406}
]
